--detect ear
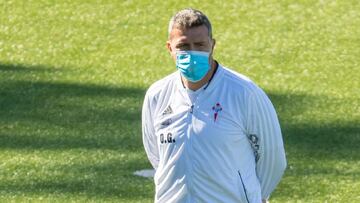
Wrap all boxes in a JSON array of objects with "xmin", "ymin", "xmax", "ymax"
[
  {"xmin": 166, "ymin": 40, "xmax": 172, "ymax": 53},
  {"xmin": 167, "ymin": 40, "xmax": 177, "ymax": 61},
  {"xmin": 209, "ymin": 38, "xmax": 216, "ymax": 57},
  {"xmin": 211, "ymin": 38, "xmax": 216, "ymax": 51}
]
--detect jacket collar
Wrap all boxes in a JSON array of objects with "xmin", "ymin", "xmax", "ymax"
[{"xmin": 175, "ymin": 64, "xmax": 225, "ymax": 106}]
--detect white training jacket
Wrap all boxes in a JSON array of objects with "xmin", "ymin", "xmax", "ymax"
[{"xmin": 142, "ymin": 65, "xmax": 286, "ymax": 203}]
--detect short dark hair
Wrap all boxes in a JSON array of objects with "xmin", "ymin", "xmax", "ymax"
[{"xmin": 168, "ymin": 8, "xmax": 212, "ymax": 39}]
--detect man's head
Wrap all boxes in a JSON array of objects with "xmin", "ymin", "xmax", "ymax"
[
  {"xmin": 166, "ymin": 8, "xmax": 215, "ymax": 59},
  {"xmin": 168, "ymin": 8, "xmax": 212, "ymax": 39}
]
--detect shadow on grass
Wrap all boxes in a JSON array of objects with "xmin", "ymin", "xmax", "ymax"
[
  {"xmin": 0, "ymin": 63, "xmax": 146, "ymax": 150},
  {"xmin": 268, "ymin": 93, "xmax": 360, "ymax": 160},
  {"xmin": 0, "ymin": 63, "xmax": 54, "ymax": 72},
  {"xmin": 0, "ymin": 63, "xmax": 359, "ymax": 198},
  {"xmin": 0, "ymin": 81, "xmax": 145, "ymax": 150}
]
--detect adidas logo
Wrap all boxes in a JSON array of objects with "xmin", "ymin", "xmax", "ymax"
[{"xmin": 162, "ymin": 105, "xmax": 173, "ymax": 115}]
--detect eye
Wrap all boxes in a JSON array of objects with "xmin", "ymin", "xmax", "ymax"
[
  {"xmin": 176, "ymin": 44, "xmax": 189, "ymax": 50},
  {"xmin": 195, "ymin": 41, "xmax": 207, "ymax": 46}
]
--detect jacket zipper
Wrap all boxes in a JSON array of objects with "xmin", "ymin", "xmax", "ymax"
[
  {"xmin": 238, "ymin": 170, "xmax": 250, "ymax": 203},
  {"xmin": 190, "ymin": 104, "xmax": 194, "ymax": 113},
  {"xmin": 186, "ymin": 104, "xmax": 195, "ymax": 198}
]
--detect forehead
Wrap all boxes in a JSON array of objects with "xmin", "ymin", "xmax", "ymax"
[{"xmin": 170, "ymin": 25, "xmax": 209, "ymax": 43}]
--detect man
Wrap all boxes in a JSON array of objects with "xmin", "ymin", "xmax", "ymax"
[{"xmin": 142, "ymin": 8, "xmax": 286, "ymax": 203}]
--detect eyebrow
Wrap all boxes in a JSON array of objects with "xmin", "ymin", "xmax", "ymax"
[
  {"xmin": 177, "ymin": 40, "xmax": 207, "ymax": 45},
  {"xmin": 175, "ymin": 42, "xmax": 189, "ymax": 46},
  {"xmin": 174, "ymin": 39, "xmax": 208, "ymax": 47}
]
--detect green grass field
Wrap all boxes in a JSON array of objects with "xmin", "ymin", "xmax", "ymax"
[{"xmin": 0, "ymin": 0, "xmax": 359, "ymax": 202}]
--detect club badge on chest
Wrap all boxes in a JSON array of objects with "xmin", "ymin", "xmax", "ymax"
[{"xmin": 212, "ymin": 102, "xmax": 222, "ymax": 122}]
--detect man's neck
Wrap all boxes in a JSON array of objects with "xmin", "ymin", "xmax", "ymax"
[{"xmin": 181, "ymin": 59, "xmax": 218, "ymax": 91}]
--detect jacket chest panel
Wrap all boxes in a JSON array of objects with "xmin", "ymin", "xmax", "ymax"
[{"xmin": 154, "ymin": 101, "xmax": 246, "ymax": 152}]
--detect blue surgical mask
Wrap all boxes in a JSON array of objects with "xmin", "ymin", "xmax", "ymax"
[{"xmin": 176, "ymin": 50, "xmax": 210, "ymax": 82}]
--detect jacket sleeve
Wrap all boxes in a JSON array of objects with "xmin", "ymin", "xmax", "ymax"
[
  {"xmin": 142, "ymin": 92, "xmax": 160, "ymax": 170},
  {"xmin": 246, "ymin": 88, "xmax": 287, "ymax": 199}
]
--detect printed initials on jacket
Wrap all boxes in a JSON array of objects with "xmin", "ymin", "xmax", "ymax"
[{"xmin": 159, "ymin": 132, "xmax": 175, "ymax": 144}]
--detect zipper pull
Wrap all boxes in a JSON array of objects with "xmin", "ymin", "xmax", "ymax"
[{"xmin": 190, "ymin": 105, "xmax": 194, "ymax": 113}]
